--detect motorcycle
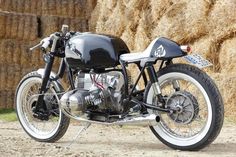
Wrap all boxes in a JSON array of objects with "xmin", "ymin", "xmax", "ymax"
[{"xmin": 15, "ymin": 25, "xmax": 224, "ymax": 150}]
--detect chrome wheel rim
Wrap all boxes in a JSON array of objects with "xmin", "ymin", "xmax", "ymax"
[
  {"xmin": 16, "ymin": 77, "xmax": 62, "ymax": 140},
  {"xmin": 147, "ymin": 72, "xmax": 212, "ymax": 146}
]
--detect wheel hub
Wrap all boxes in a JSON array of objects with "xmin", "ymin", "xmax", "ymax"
[
  {"xmin": 28, "ymin": 95, "xmax": 51, "ymax": 121},
  {"xmin": 166, "ymin": 91, "xmax": 199, "ymax": 124}
]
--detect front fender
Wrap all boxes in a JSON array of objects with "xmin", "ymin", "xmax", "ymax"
[{"xmin": 37, "ymin": 68, "xmax": 58, "ymax": 78}]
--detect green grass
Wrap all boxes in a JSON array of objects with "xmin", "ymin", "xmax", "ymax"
[{"xmin": 0, "ymin": 109, "xmax": 17, "ymax": 122}]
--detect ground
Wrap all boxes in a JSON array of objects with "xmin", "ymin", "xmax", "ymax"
[{"xmin": 0, "ymin": 121, "xmax": 236, "ymax": 157}]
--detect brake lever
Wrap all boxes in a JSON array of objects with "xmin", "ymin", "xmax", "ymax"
[
  {"xmin": 29, "ymin": 36, "xmax": 52, "ymax": 52},
  {"xmin": 29, "ymin": 42, "xmax": 42, "ymax": 51}
]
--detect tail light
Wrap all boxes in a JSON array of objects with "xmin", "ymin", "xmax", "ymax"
[{"xmin": 180, "ymin": 45, "xmax": 191, "ymax": 53}]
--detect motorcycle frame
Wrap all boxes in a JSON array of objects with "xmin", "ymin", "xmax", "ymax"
[
  {"xmin": 35, "ymin": 51, "xmax": 172, "ymax": 115},
  {"xmin": 34, "ymin": 34, "xmax": 189, "ymax": 115},
  {"xmin": 119, "ymin": 59, "xmax": 171, "ymax": 112}
]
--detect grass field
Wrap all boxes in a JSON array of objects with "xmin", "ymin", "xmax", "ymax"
[{"xmin": 0, "ymin": 109, "xmax": 17, "ymax": 122}]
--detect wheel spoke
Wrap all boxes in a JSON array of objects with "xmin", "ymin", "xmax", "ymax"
[
  {"xmin": 151, "ymin": 76, "xmax": 209, "ymax": 139},
  {"xmin": 17, "ymin": 77, "xmax": 62, "ymax": 138}
]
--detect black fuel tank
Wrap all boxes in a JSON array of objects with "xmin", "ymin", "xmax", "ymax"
[{"xmin": 65, "ymin": 33, "xmax": 130, "ymax": 70}]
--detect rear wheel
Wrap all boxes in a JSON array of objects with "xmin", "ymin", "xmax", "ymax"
[
  {"xmin": 144, "ymin": 64, "xmax": 224, "ymax": 150},
  {"xmin": 15, "ymin": 71, "xmax": 70, "ymax": 142}
]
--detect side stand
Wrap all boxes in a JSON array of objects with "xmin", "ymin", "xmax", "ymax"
[{"xmin": 65, "ymin": 122, "xmax": 91, "ymax": 149}]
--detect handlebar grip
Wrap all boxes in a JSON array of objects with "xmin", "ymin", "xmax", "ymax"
[{"xmin": 41, "ymin": 39, "xmax": 50, "ymax": 50}]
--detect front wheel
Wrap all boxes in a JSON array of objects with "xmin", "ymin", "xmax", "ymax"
[
  {"xmin": 15, "ymin": 71, "xmax": 70, "ymax": 142},
  {"xmin": 144, "ymin": 64, "xmax": 224, "ymax": 150}
]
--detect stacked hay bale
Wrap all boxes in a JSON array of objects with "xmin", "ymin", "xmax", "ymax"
[{"xmin": 0, "ymin": 0, "xmax": 96, "ymax": 108}]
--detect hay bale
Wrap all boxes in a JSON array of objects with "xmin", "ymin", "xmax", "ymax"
[
  {"xmin": 16, "ymin": 0, "xmax": 24, "ymax": 13},
  {"xmin": 85, "ymin": 0, "xmax": 97, "ymax": 17},
  {"xmin": 23, "ymin": 14, "xmax": 38, "ymax": 41},
  {"xmin": 60, "ymin": 0, "xmax": 71, "ymax": 17},
  {"xmin": 208, "ymin": 0, "xmax": 236, "ymax": 40},
  {"xmin": 0, "ymin": 0, "xmax": 94, "ymax": 19},
  {"xmin": 23, "ymin": 0, "xmax": 31, "ymax": 13},
  {"xmin": 218, "ymin": 37, "xmax": 236, "ymax": 73},
  {"xmin": 93, "ymin": 1, "xmax": 125, "ymax": 36},
  {"xmin": 212, "ymin": 73, "xmax": 236, "ymax": 118},
  {"xmin": 134, "ymin": 13, "xmax": 151, "ymax": 51},
  {"xmin": 1, "ymin": 0, "xmax": 11, "ymax": 11},
  {"xmin": 89, "ymin": 1, "xmax": 102, "ymax": 32},
  {"xmin": 152, "ymin": 0, "xmax": 210, "ymax": 43},
  {"xmin": 190, "ymin": 36, "xmax": 222, "ymax": 72},
  {"xmin": 191, "ymin": 36, "xmax": 212, "ymax": 58},
  {"xmin": 4, "ymin": 12, "xmax": 12, "ymax": 39},
  {"xmin": 0, "ymin": 90, "xmax": 7, "ymax": 108},
  {"xmin": 0, "ymin": 41, "xmax": 4, "ymax": 64},
  {"xmin": 42, "ymin": 0, "xmax": 57, "ymax": 16},
  {"xmin": 6, "ymin": 90, "xmax": 14, "ymax": 108},
  {"xmin": 0, "ymin": 13, "xmax": 6, "ymax": 38},
  {"xmin": 150, "ymin": 0, "xmax": 172, "ymax": 22},
  {"xmin": 0, "ymin": 65, "xmax": 6, "ymax": 90},
  {"xmin": 74, "ymin": 0, "xmax": 97, "ymax": 18},
  {"xmin": 0, "ymin": 40, "xmax": 14, "ymax": 66},
  {"xmin": 3, "ymin": 0, "xmax": 96, "ymax": 18},
  {"xmin": 40, "ymin": 15, "xmax": 59, "ymax": 37},
  {"xmin": 41, "ymin": 15, "xmax": 89, "ymax": 37},
  {"xmin": 0, "ymin": 11, "xmax": 38, "ymax": 41},
  {"xmin": 6, "ymin": 66, "xmax": 15, "ymax": 91},
  {"xmin": 11, "ymin": 14, "xmax": 19, "ymax": 39},
  {"xmin": 120, "ymin": 28, "xmax": 135, "ymax": 51},
  {"xmin": 0, "ymin": 39, "xmax": 43, "ymax": 69}
]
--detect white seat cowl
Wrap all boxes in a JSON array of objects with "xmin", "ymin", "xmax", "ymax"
[
  {"xmin": 120, "ymin": 52, "xmax": 149, "ymax": 62},
  {"xmin": 120, "ymin": 38, "xmax": 159, "ymax": 63}
]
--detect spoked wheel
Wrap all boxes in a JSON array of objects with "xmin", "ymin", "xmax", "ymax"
[
  {"xmin": 15, "ymin": 72, "xmax": 70, "ymax": 142},
  {"xmin": 145, "ymin": 64, "xmax": 224, "ymax": 150}
]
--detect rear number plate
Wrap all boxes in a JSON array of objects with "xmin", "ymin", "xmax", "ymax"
[{"xmin": 183, "ymin": 54, "xmax": 212, "ymax": 69}]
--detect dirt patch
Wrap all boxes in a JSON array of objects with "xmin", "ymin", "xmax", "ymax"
[{"xmin": 0, "ymin": 121, "xmax": 236, "ymax": 157}]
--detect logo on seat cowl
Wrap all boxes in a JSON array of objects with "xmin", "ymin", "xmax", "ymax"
[{"xmin": 154, "ymin": 45, "xmax": 166, "ymax": 57}]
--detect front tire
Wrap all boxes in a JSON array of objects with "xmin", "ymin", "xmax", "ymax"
[
  {"xmin": 144, "ymin": 64, "xmax": 224, "ymax": 150},
  {"xmin": 15, "ymin": 71, "xmax": 70, "ymax": 142}
]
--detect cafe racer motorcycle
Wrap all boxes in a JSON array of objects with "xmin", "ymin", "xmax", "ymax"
[{"xmin": 15, "ymin": 25, "xmax": 224, "ymax": 150}]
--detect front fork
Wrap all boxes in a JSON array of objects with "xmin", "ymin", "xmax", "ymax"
[
  {"xmin": 34, "ymin": 55, "xmax": 55, "ymax": 119},
  {"xmin": 34, "ymin": 34, "xmax": 60, "ymax": 120}
]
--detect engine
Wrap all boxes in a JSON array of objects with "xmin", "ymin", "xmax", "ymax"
[{"xmin": 60, "ymin": 71, "xmax": 125, "ymax": 118}]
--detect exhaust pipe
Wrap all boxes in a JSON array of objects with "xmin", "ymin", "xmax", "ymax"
[
  {"xmin": 113, "ymin": 114, "xmax": 160, "ymax": 126},
  {"xmin": 63, "ymin": 110, "xmax": 160, "ymax": 126}
]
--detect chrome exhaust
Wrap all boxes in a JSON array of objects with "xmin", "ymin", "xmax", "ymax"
[
  {"xmin": 62, "ymin": 110, "xmax": 160, "ymax": 126},
  {"xmin": 112, "ymin": 114, "xmax": 160, "ymax": 126}
]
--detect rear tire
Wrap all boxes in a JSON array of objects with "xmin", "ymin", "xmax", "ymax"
[
  {"xmin": 144, "ymin": 64, "xmax": 224, "ymax": 150},
  {"xmin": 15, "ymin": 71, "xmax": 70, "ymax": 142}
]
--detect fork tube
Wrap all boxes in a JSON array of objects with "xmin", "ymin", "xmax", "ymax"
[
  {"xmin": 56, "ymin": 59, "xmax": 66, "ymax": 79},
  {"xmin": 35, "ymin": 54, "xmax": 55, "ymax": 111}
]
